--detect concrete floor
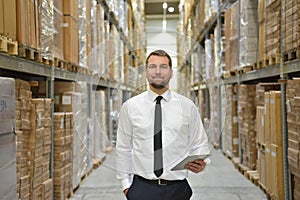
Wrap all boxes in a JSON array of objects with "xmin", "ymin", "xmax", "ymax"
[{"xmin": 69, "ymin": 149, "xmax": 267, "ymax": 200}]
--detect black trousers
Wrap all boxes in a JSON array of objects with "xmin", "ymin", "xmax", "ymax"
[{"xmin": 126, "ymin": 175, "xmax": 193, "ymax": 200}]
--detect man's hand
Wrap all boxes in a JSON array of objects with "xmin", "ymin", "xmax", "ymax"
[
  {"xmin": 123, "ymin": 188, "xmax": 129, "ymax": 196},
  {"xmin": 184, "ymin": 159, "xmax": 206, "ymax": 173}
]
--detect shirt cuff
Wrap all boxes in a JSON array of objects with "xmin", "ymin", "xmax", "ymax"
[{"xmin": 121, "ymin": 176, "xmax": 133, "ymax": 191}]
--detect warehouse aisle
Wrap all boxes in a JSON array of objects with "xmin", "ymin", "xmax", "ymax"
[{"xmin": 69, "ymin": 149, "xmax": 267, "ymax": 200}]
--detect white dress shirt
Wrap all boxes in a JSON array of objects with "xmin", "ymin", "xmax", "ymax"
[{"xmin": 116, "ymin": 89, "xmax": 210, "ymax": 190}]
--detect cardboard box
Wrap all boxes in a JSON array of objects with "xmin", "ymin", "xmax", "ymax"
[
  {"xmin": 264, "ymin": 92, "xmax": 271, "ymax": 142},
  {"xmin": 19, "ymin": 184, "xmax": 30, "ymax": 198},
  {"xmin": 63, "ymin": 0, "xmax": 78, "ymax": 20},
  {"xmin": 270, "ymin": 91, "xmax": 282, "ymax": 145},
  {"xmin": 265, "ymin": 142, "xmax": 272, "ymax": 190},
  {"xmin": 0, "ymin": 0, "xmax": 4, "ymax": 34},
  {"xmin": 271, "ymin": 144, "xmax": 284, "ymax": 200},
  {"xmin": 257, "ymin": 106, "xmax": 265, "ymax": 144},
  {"xmin": 63, "ymin": 16, "xmax": 78, "ymax": 64},
  {"xmin": 3, "ymin": 0, "xmax": 16, "ymax": 40},
  {"xmin": 53, "ymin": 0, "xmax": 64, "ymax": 60},
  {"xmin": 258, "ymin": 149, "xmax": 266, "ymax": 186}
]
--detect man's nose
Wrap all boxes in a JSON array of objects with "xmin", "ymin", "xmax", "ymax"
[{"xmin": 155, "ymin": 66, "xmax": 161, "ymax": 73}]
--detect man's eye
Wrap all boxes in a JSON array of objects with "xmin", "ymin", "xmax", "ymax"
[{"xmin": 148, "ymin": 65, "xmax": 156, "ymax": 68}]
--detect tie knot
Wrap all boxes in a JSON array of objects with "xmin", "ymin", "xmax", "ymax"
[{"xmin": 156, "ymin": 96, "xmax": 163, "ymax": 104}]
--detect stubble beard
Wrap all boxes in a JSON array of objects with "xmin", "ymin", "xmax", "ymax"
[{"xmin": 150, "ymin": 82, "xmax": 166, "ymax": 89}]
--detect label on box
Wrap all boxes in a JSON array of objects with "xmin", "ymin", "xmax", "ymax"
[
  {"xmin": 37, "ymin": 112, "xmax": 42, "ymax": 127},
  {"xmin": 271, "ymin": 151, "xmax": 276, "ymax": 157},
  {"xmin": 62, "ymin": 95, "xmax": 71, "ymax": 105},
  {"xmin": 270, "ymin": 99, "xmax": 275, "ymax": 104},
  {"xmin": 60, "ymin": 118, "xmax": 64, "ymax": 129},
  {"xmin": 233, "ymin": 116, "xmax": 238, "ymax": 123},
  {"xmin": 286, "ymin": 100, "xmax": 291, "ymax": 113},
  {"xmin": 233, "ymin": 138, "xmax": 239, "ymax": 145},
  {"xmin": 264, "ymin": 105, "xmax": 267, "ymax": 115},
  {"xmin": 261, "ymin": 116, "xmax": 264, "ymax": 126},
  {"xmin": 266, "ymin": 147, "xmax": 270, "ymax": 153},
  {"xmin": 0, "ymin": 95, "xmax": 15, "ymax": 119},
  {"xmin": 233, "ymin": 95, "xmax": 237, "ymax": 101},
  {"xmin": 54, "ymin": 95, "xmax": 60, "ymax": 105}
]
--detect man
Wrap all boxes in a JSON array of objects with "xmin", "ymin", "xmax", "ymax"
[{"xmin": 116, "ymin": 50, "xmax": 210, "ymax": 200}]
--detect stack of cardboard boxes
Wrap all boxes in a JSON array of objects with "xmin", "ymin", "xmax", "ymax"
[
  {"xmin": 223, "ymin": 85, "xmax": 238, "ymax": 158},
  {"xmin": 53, "ymin": 112, "xmax": 74, "ymax": 199},
  {"xmin": 15, "ymin": 79, "xmax": 53, "ymax": 200},
  {"xmin": 265, "ymin": 0, "xmax": 281, "ymax": 60},
  {"xmin": 257, "ymin": 87, "xmax": 284, "ymax": 199},
  {"xmin": 238, "ymin": 84, "xmax": 257, "ymax": 170},
  {"xmin": 15, "ymin": 79, "xmax": 33, "ymax": 200},
  {"xmin": 287, "ymin": 79, "xmax": 300, "ymax": 200},
  {"xmin": 29, "ymin": 98, "xmax": 53, "ymax": 200}
]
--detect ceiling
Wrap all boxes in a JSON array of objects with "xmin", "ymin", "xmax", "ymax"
[{"xmin": 144, "ymin": 0, "xmax": 180, "ymax": 19}]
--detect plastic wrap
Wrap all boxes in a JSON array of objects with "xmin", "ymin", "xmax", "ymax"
[
  {"xmin": 72, "ymin": 82, "xmax": 89, "ymax": 189},
  {"xmin": 90, "ymin": 1, "xmax": 98, "ymax": 75},
  {"xmin": 0, "ymin": 77, "xmax": 15, "ymax": 135},
  {"xmin": 205, "ymin": 38, "xmax": 213, "ymax": 79},
  {"xmin": 94, "ymin": 91, "xmax": 108, "ymax": 159},
  {"xmin": 208, "ymin": 86, "xmax": 219, "ymax": 146},
  {"xmin": 78, "ymin": 0, "xmax": 88, "ymax": 67},
  {"xmin": 0, "ymin": 134, "xmax": 17, "ymax": 200},
  {"xmin": 239, "ymin": 0, "xmax": 258, "ymax": 67},
  {"xmin": 90, "ymin": 2, "xmax": 105, "ymax": 75},
  {"xmin": 229, "ymin": 2, "xmax": 239, "ymax": 71},
  {"xmin": 96, "ymin": 4, "xmax": 105, "ymax": 75},
  {"xmin": 191, "ymin": 46, "xmax": 205, "ymax": 84},
  {"xmin": 39, "ymin": 0, "xmax": 56, "ymax": 59}
]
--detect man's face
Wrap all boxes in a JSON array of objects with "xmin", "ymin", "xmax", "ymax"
[{"xmin": 146, "ymin": 55, "xmax": 173, "ymax": 89}]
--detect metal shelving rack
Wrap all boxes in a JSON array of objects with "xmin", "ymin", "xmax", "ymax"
[
  {"xmin": 0, "ymin": 1, "xmax": 143, "ymax": 199},
  {"xmin": 179, "ymin": 0, "xmax": 300, "ymax": 199}
]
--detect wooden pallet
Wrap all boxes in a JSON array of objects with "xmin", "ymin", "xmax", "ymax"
[
  {"xmin": 42, "ymin": 57, "xmax": 54, "ymax": 67},
  {"xmin": 283, "ymin": 48, "xmax": 300, "ymax": 62},
  {"xmin": 231, "ymin": 157, "xmax": 240, "ymax": 169},
  {"xmin": 237, "ymin": 163, "xmax": 251, "ymax": 174},
  {"xmin": 222, "ymin": 70, "xmax": 235, "ymax": 79},
  {"xmin": 244, "ymin": 170, "xmax": 259, "ymax": 186},
  {"xmin": 258, "ymin": 181, "xmax": 277, "ymax": 200},
  {"xmin": 257, "ymin": 142, "xmax": 266, "ymax": 151},
  {"xmin": 0, "ymin": 36, "xmax": 18, "ymax": 55},
  {"xmin": 240, "ymin": 66, "xmax": 253, "ymax": 74},
  {"xmin": 66, "ymin": 62, "xmax": 80, "ymax": 72},
  {"xmin": 77, "ymin": 66, "xmax": 87, "ymax": 74},
  {"xmin": 222, "ymin": 151, "xmax": 232, "ymax": 161},
  {"xmin": 92, "ymin": 155, "xmax": 106, "ymax": 170},
  {"xmin": 18, "ymin": 45, "xmax": 42, "ymax": 62},
  {"xmin": 264, "ymin": 55, "xmax": 280, "ymax": 67},
  {"xmin": 253, "ymin": 60, "xmax": 264, "ymax": 69}
]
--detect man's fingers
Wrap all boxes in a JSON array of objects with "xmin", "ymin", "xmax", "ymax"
[{"xmin": 184, "ymin": 160, "xmax": 206, "ymax": 173}]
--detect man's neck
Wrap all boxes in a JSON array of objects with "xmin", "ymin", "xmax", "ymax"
[{"xmin": 149, "ymin": 85, "xmax": 169, "ymax": 95}]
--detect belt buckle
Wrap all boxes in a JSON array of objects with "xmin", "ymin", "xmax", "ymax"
[{"xmin": 158, "ymin": 179, "xmax": 167, "ymax": 186}]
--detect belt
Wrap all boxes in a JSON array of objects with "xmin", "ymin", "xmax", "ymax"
[{"xmin": 135, "ymin": 175, "xmax": 185, "ymax": 186}]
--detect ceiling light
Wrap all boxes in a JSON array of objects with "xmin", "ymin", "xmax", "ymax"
[
  {"xmin": 168, "ymin": 6, "xmax": 174, "ymax": 13},
  {"xmin": 162, "ymin": 20, "xmax": 167, "ymax": 32},
  {"xmin": 162, "ymin": 2, "xmax": 168, "ymax": 9}
]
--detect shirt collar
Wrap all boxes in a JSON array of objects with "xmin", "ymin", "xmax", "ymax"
[{"xmin": 148, "ymin": 89, "xmax": 172, "ymax": 103}]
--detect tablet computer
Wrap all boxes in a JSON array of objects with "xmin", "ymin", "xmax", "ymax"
[{"xmin": 171, "ymin": 154, "xmax": 211, "ymax": 171}]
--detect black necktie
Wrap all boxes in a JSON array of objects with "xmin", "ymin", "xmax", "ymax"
[{"xmin": 154, "ymin": 96, "xmax": 163, "ymax": 177}]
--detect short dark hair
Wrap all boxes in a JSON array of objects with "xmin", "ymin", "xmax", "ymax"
[{"xmin": 146, "ymin": 50, "xmax": 172, "ymax": 68}]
